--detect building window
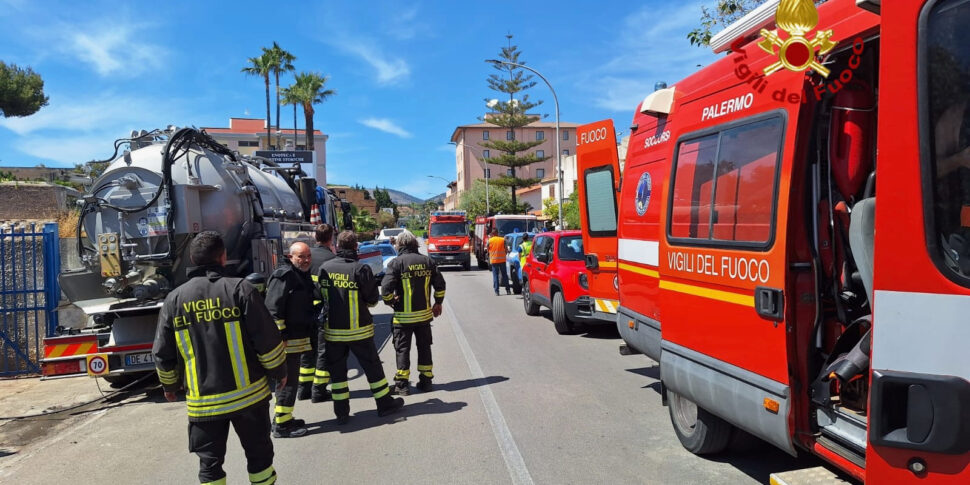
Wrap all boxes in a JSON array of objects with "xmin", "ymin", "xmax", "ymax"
[
  {"xmin": 507, "ymin": 168, "xmax": 513, "ymax": 176},
  {"xmin": 485, "ymin": 168, "xmax": 491, "ymax": 179},
  {"xmin": 239, "ymin": 140, "xmax": 259, "ymax": 147},
  {"xmin": 536, "ymin": 150, "xmax": 545, "ymax": 158},
  {"xmin": 668, "ymin": 115, "xmax": 784, "ymax": 245},
  {"xmin": 483, "ymin": 149, "xmax": 490, "ymax": 159},
  {"xmin": 536, "ymin": 168, "xmax": 545, "ymax": 178},
  {"xmin": 562, "ymin": 149, "xmax": 569, "ymax": 156},
  {"xmin": 536, "ymin": 131, "xmax": 545, "ymax": 141},
  {"xmin": 563, "ymin": 130, "xmax": 570, "ymax": 140},
  {"xmin": 483, "ymin": 131, "xmax": 490, "ymax": 140},
  {"xmin": 297, "ymin": 145, "xmax": 306, "ymax": 150},
  {"xmin": 507, "ymin": 131, "xmax": 514, "ymax": 140}
]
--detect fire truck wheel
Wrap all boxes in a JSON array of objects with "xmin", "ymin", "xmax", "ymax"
[
  {"xmin": 523, "ymin": 279, "xmax": 540, "ymax": 316},
  {"xmin": 552, "ymin": 291, "xmax": 574, "ymax": 335},
  {"xmin": 667, "ymin": 389, "xmax": 732, "ymax": 455}
]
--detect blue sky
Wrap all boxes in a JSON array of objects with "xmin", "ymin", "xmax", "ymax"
[{"xmin": 0, "ymin": 0, "xmax": 716, "ymax": 199}]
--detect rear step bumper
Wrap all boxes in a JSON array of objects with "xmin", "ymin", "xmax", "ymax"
[{"xmin": 770, "ymin": 466, "xmax": 852, "ymax": 485}]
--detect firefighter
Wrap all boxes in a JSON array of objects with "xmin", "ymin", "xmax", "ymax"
[
  {"xmin": 488, "ymin": 228, "xmax": 511, "ymax": 295},
  {"xmin": 301, "ymin": 224, "xmax": 337, "ymax": 403},
  {"xmin": 153, "ymin": 231, "xmax": 285, "ymax": 485},
  {"xmin": 381, "ymin": 230, "xmax": 446, "ymax": 395},
  {"xmin": 317, "ymin": 230, "xmax": 404, "ymax": 423},
  {"xmin": 264, "ymin": 242, "xmax": 315, "ymax": 438}
]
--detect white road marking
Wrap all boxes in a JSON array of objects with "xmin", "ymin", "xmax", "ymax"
[{"xmin": 444, "ymin": 300, "xmax": 535, "ymax": 485}]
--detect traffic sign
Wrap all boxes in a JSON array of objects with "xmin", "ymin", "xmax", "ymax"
[
  {"xmin": 86, "ymin": 354, "xmax": 109, "ymax": 377},
  {"xmin": 254, "ymin": 150, "xmax": 314, "ymax": 164}
]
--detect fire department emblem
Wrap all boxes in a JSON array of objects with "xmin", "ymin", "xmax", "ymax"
[
  {"xmin": 635, "ymin": 172, "xmax": 651, "ymax": 216},
  {"xmin": 757, "ymin": 0, "xmax": 837, "ymax": 77}
]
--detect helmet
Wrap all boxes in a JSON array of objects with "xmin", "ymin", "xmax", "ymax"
[{"xmin": 245, "ymin": 272, "xmax": 267, "ymax": 295}]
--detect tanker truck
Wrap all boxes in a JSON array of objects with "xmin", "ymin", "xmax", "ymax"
[{"xmin": 41, "ymin": 127, "xmax": 344, "ymax": 384}]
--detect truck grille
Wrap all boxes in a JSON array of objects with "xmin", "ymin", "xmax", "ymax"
[{"xmin": 438, "ymin": 245, "xmax": 461, "ymax": 251}]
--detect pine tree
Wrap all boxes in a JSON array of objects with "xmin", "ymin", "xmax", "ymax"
[{"xmin": 480, "ymin": 35, "xmax": 548, "ymax": 210}]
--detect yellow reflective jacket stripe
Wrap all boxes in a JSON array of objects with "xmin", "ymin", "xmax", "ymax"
[
  {"xmin": 393, "ymin": 308, "xmax": 434, "ymax": 324},
  {"xmin": 258, "ymin": 341, "xmax": 286, "ymax": 370},
  {"xmin": 175, "ymin": 329, "xmax": 200, "ymax": 398},
  {"xmin": 186, "ymin": 376, "xmax": 269, "ymax": 406},
  {"xmin": 224, "ymin": 321, "xmax": 250, "ymax": 388},
  {"xmin": 285, "ymin": 338, "xmax": 312, "ymax": 354},
  {"xmin": 323, "ymin": 325, "xmax": 375, "ymax": 342},
  {"xmin": 156, "ymin": 367, "xmax": 179, "ymax": 385},
  {"xmin": 187, "ymin": 383, "xmax": 271, "ymax": 419}
]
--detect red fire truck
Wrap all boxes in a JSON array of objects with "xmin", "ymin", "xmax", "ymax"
[
  {"xmin": 472, "ymin": 214, "xmax": 541, "ymax": 269},
  {"xmin": 576, "ymin": 0, "xmax": 970, "ymax": 482},
  {"xmin": 427, "ymin": 210, "xmax": 471, "ymax": 270}
]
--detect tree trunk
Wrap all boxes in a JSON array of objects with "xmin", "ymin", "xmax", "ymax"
[
  {"xmin": 305, "ymin": 104, "xmax": 315, "ymax": 151},
  {"xmin": 274, "ymin": 72, "xmax": 281, "ymax": 149},
  {"xmin": 264, "ymin": 75, "xmax": 271, "ymax": 149}
]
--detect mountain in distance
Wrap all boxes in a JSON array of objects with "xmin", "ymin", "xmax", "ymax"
[{"xmin": 384, "ymin": 188, "xmax": 444, "ymax": 205}]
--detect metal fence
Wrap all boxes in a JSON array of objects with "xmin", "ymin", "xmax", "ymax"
[{"xmin": 0, "ymin": 223, "xmax": 60, "ymax": 376}]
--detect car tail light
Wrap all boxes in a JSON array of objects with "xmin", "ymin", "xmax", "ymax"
[
  {"xmin": 42, "ymin": 359, "xmax": 84, "ymax": 377},
  {"xmin": 579, "ymin": 273, "xmax": 589, "ymax": 290}
]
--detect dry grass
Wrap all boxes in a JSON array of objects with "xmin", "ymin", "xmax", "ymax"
[{"xmin": 53, "ymin": 210, "xmax": 81, "ymax": 238}]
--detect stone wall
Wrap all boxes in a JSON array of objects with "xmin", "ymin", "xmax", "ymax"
[{"xmin": 0, "ymin": 183, "xmax": 80, "ymax": 220}]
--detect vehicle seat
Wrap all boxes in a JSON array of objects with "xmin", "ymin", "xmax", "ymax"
[{"xmin": 849, "ymin": 197, "xmax": 876, "ymax": 304}]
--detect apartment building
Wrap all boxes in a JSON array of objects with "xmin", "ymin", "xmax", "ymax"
[{"xmin": 204, "ymin": 118, "xmax": 329, "ymax": 186}]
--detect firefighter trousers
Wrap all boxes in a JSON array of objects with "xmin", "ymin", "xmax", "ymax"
[
  {"xmin": 392, "ymin": 324, "xmax": 433, "ymax": 383},
  {"xmin": 273, "ymin": 353, "xmax": 301, "ymax": 425},
  {"xmin": 297, "ymin": 329, "xmax": 317, "ymax": 389},
  {"xmin": 188, "ymin": 401, "xmax": 277, "ymax": 484},
  {"xmin": 324, "ymin": 337, "xmax": 393, "ymax": 418},
  {"xmin": 311, "ymin": 326, "xmax": 331, "ymax": 390}
]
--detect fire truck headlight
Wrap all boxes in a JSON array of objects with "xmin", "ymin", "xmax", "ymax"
[
  {"xmin": 428, "ymin": 243, "xmax": 437, "ymax": 251},
  {"xmin": 462, "ymin": 242, "xmax": 470, "ymax": 250},
  {"xmin": 579, "ymin": 273, "xmax": 589, "ymax": 290}
]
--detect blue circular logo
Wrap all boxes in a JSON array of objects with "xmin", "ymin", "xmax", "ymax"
[{"xmin": 635, "ymin": 172, "xmax": 651, "ymax": 216}]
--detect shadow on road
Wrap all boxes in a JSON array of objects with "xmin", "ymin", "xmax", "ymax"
[
  {"xmin": 433, "ymin": 375, "xmax": 509, "ymax": 392},
  {"xmin": 578, "ymin": 325, "xmax": 620, "ymax": 339},
  {"xmin": 709, "ymin": 446, "xmax": 825, "ymax": 484},
  {"xmin": 304, "ymin": 397, "xmax": 467, "ymax": 435},
  {"xmin": 626, "ymin": 365, "xmax": 663, "ymax": 395}
]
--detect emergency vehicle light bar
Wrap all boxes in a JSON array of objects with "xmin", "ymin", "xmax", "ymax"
[
  {"xmin": 431, "ymin": 211, "xmax": 466, "ymax": 217},
  {"xmin": 709, "ymin": 0, "xmax": 779, "ymax": 54},
  {"xmin": 640, "ymin": 87, "xmax": 676, "ymax": 115}
]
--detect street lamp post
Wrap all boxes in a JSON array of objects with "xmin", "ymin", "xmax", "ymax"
[
  {"xmin": 485, "ymin": 59, "xmax": 562, "ymax": 229},
  {"xmin": 449, "ymin": 141, "xmax": 490, "ymax": 215}
]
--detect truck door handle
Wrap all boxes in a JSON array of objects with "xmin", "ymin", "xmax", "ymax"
[
  {"xmin": 755, "ymin": 286, "xmax": 784, "ymax": 321},
  {"xmin": 585, "ymin": 253, "xmax": 599, "ymax": 270}
]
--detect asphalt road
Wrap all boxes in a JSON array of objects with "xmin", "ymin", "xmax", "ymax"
[{"xmin": 0, "ymin": 252, "xmax": 821, "ymax": 484}]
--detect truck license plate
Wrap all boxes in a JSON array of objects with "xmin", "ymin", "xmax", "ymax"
[{"xmin": 125, "ymin": 352, "xmax": 154, "ymax": 366}]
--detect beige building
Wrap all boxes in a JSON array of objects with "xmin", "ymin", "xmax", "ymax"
[
  {"xmin": 449, "ymin": 120, "xmax": 580, "ymax": 202},
  {"xmin": 204, "ymin": 118, "xmax": 329, "ymax": 186}
]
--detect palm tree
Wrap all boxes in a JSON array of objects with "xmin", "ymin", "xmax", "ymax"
[
  {"xmin": 241, "ymin": 53, "xmax": 274, "ymax": 148},
  {"xmin": 264, "ymin": 42, "xmax": 296, "ymax": 149},
  {"xmin": 283, "ymin": 72, "xmax": 335, "ymax": 151}
]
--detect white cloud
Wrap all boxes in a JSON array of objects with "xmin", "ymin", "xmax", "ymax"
[
  {"xmin": 340, "ymin": 40, "xmax": 411, "ymax": 85},
  {"xmin": 359, "ymin": 117, "xmax": 412, "ymax": 138},
  {"xmin": 0, "ymin": 93, "xmax": 182, "ymax": 135},
  {"xmin": 66, "ymin": 23, "xmax": 166, "ymax": 77},
  {"xmin": 13, "ymin": 135, "xmax": 115, "ymax": 166},
  {"xmin": 578, "ymin": 2, "xmax": 717, "ymax": 113},
  {"xmin": 382, "ymin": 6, "xmax": 427, "ymax": 41}
]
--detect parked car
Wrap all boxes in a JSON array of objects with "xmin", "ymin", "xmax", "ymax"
[
  {"xmin": 504, "ymin": 231, "xmax": 535, "ymax": 294},
  {"xmin": 521, "ymin": 230, "xmax": 596, "ymax": 334},
  {"xmin": 359, "ymin": 241, "xmax": 398, "ymax": 278},
  {"xmin": 376, "ymin": 227, "xmax": 405, "ymax": 243}
]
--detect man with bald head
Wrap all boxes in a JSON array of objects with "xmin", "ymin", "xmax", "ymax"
[{"xmin": 263, "ymin": 241, "xmax": 316, "ymax": 438}]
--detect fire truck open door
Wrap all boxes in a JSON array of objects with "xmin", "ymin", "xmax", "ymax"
[
  {"xmin": 864, "ymin": 1, "xmax": 970, "ymax": 482},
  {"xmin": 576, "ymin": 120, "xmax": 621, "ymax": 323}
]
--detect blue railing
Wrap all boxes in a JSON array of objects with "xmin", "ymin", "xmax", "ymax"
[{"xmin": 0, "ymin": 222, "xmax": 59, "ymax": 376}]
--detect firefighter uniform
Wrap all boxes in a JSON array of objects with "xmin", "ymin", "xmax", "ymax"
[
  {"xmin": 264, "ymin": 261, "xmax": 316, "ymax": 434},
  {"xmin": 380, "ymin": 247, "xmax": 446, "ymax": 393},
  {"xmin": 317, "ymin": 249, "xmax": 403, "ymax": 421},
  {"xmin": 153, "ymin": 266, "xmax": 285, "ymax": 485},
  {"xmin": 304, "ymin": 244, "xmax": 337, "ymax": 401}
]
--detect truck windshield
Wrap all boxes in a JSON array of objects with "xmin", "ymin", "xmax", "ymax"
[
  {"xmin": 558, "ymin": 236, "xmax": 584, "ymax": 261},
  {"xmin": 495, "ymin": 219, "xmax": 538, "ymax": 236},
  {"xmin": 430, "ymin": 222, "xmax": 467, "ymax": 237},
  {"xmin": 924, "ymin": 0, "xmax": 970, "ymax": 284}
]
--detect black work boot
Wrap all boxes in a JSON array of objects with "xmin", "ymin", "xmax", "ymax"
[
  {"xmin": 334, "ymin": 399, "xmax": 350, "ymax": 424},
  {"xmin": 376, "ymin": 395, "xmax": 405, "ymax": 417},
  {"xmin": 390, "ymin": 380, "xmax": 410, "ymax": 396},
  {"xmin": 417, "ymin": 376, "xmax": 433, "ymax": 393},
  {"xmin": 311, "ymin": 385, "xmax": 331, "ymax": 403},
  {"xmin": 297, "ymin": 382, "xmax": 312, "ymax": 401},
  {"xmin": 272, "ymin": 420, "xmax": 308, "ymax": 438}
]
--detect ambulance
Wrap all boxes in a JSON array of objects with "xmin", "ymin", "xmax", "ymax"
[{"xmin": 576, "ymin": 0, "xmax": 970, "ymax": 482}]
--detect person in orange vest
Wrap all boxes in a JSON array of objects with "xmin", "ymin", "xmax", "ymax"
[{"xmin": 488, "ymin": 228, "xmax": 511, "ymax": 296}]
